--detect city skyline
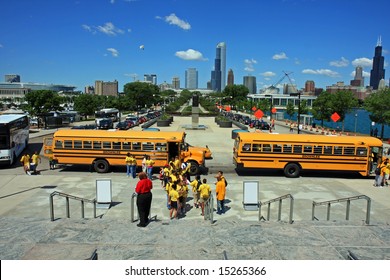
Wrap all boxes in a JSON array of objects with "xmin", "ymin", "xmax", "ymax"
[{"xmin": 0, "ymin": 0, "xmax": 389, "ymax": 92}]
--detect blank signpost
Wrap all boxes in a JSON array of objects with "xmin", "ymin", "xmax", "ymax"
[
  {"xmin": 243, "ymin": 181, "xmax": 259, "ymax": 211},
  {"xmin": 96, "ymin": 178, "xmax": 112, "ymax": 209}
]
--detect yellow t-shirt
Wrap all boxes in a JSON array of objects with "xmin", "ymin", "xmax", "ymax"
[
  {"xmin": 146, "ymin": 159, "xmax": 155, "ymax": 167},
  {"xmin": 20, "ymin": 155, "xmax": 30, "ymax": 166},
  {"xmin": 169, "ymin": 189, "xmax": 179, "ymax": 202},
  {"xmin": 31, "ymin": 154, "xmax": 40, "ymax": 165},
  {"xmin": 125, "ymin": 156, "xmax": 136, "ymax": 165},
  {"xmin": 199, "ymin": 183, "xmax": 211, "ymax": 199}
]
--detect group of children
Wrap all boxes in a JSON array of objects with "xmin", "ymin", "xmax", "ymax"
[
  {"xmin": 159, "ymin": 157, "xmax": 226, "ymax": 219},
  {"xmin": 20, "ymin": 151, "xmax": 42, "ymax": 175}
]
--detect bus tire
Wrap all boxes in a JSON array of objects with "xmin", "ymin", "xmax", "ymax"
[
  {"xmin": 188, "ymin": 161, "xmax": 199, "ymax": 176},
  {"xmin": 284, "ymin": 163, "xmax": 300, "ymax": 178},
  {"xmin": 94, "ymin": 159, "xmax": 110, "ymax": 173}
]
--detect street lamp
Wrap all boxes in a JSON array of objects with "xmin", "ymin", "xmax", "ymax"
[
  {"xmin": 290, "ymin": 92, "xmax": 301, "ymax": 134},
  {"xmin": 354, "ymin": 112, "xmax": 358, "ymax": 133},
  {"xmin": 264, "ymin": 94, "xmax": 273, "ymax": 121}
]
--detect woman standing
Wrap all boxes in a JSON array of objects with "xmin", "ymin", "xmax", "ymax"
[
  {"xmin": 135, "ymin": 172, "xmax": 153, "ymax": 227},
  {"xmin": 125, "ymin": 153, "xmax": 137, "ymax": 178}
]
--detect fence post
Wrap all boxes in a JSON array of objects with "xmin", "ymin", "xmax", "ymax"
[
  {"xmin": 366, "ymin": 197, "xmax": 371, "ymax": 225},
  {"xmin": 346, "ymin": 199, "xmax": 351, "ymax": 221},
  {"xmin": 50, "ymin": 194, "xmax": 55, "ymax": 221},
  {"xmin": 66, "ymin": 197, "xmax": 70, "ymax": 218}
]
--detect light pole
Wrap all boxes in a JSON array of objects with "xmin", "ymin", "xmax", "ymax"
[
  {"xmin": 354, "ymin": 112, "xmax": 358, "ymax": 133},
  {"xmin": 264, "ymin": 94, "xmax": 273, "ymax": 121},
  {"xmin": 290, "ymin": 93, "xmax": 301, "ymax": 134}
]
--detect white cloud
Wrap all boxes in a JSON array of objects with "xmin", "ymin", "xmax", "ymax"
[
  {"xmin": 175, "ymin": 49, "xmax": 207, "ymax": 61},
  {"xmin": 272, "ymin": 52, "xmax": 288, "ymax": 60},
  {"xmin": 302, "ymin": 69, "xmax": 340, "ymax": 78},
  {"xmin": 164, "ymin": 13, "xmax": 191, "ymax": 30},
  {"xmin": 83, "ymin": 22, "xmax": 127, "ymax": 36},
  {"xmin": 107, "ymin": 48, "xmax": 119, "ymax": 57},
  {"xmin": 350, "ymin": 70, "xmax": 370, "ymax": 78},
  {"xmin": 244, "ymin": 58, "xmax": 257, "ymax": 72},
  {"xmin": 260, "ymin": 71, "xmax": 276, "ymax": 77},
  {"xmin": 352, "ymin": 57, "xmax": 372, "ymax": 67},
  {"xmin": 329, "ymin": 57, "xmax": 349, "ymax": 67}
]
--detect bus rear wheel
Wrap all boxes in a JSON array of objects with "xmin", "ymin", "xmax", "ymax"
[
  {"xmin": 94, "ymin": 159, "xmax": 109, "ymax": 173},
  {"xmin": 284, "ymin": 163, "xmax": 300, "ymax": 178}
]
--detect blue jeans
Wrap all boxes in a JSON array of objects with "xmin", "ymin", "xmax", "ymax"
[
  {"xmin": 217, "ymin": 199, "xmax": 225, "ymax": 214},
  {"xmin": 147, "ymin": 167, "xmax": 153, "ymax": 179},
  {"xmin": 127, "ymin": 165, "xmax": 136, "ymax": 178}
]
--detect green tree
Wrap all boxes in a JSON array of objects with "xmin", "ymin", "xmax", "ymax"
[
  {"xmin": 123, "ymin": 82, "xmax": 160, "ymax": 112},
  {"xmin": 24, "ymin": 90, "xmax": 62, "ymax": 117},
  {"xmin": 286, "ymin": 101, "xmax": 295, "ymax": 120},
  {"xmin": 330, "ymin": 91, "xmax": 359, "ymax": 131},
  {"xmin": 311, "ymin": 91, "xmax": 333, "ymax": 127},
  {"xmin": 73, "ymin": 94, "xmax": 98, "ymax": 119},
  {"xmin": 223, "ymin": 85, "xmax": 249, "ymax": 107},
  {"xmin": 364, "ymin": 89, "xmax": 390, "ymax": 139}
]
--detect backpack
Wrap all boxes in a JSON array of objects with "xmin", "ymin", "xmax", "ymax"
[
  {"xmin": 224, "ymin": 178, "xmax": 228, "ymax": 187},
  {"xmin": 196, "ymin": 180, "xmax": 202, "ymax": 191},
  {"xmin": 375, "ymin": 167, "xmax": 381, "ymax": 175}
]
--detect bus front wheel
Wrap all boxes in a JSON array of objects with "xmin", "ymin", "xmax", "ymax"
[
  {"xmin": 94, "ymin": 159, "xmax": 110, "ymax": 173},
  {"xmin": 284, "ymin": 163, "xmax": 300, "ymax": 178},
  {"xmin": 188, "ymin": 161, "xmax": 200, "ymax": 176}
]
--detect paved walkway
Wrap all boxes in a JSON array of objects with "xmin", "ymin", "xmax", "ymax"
[{"xmin": 0, "ymin": 116, "xmax": 389, "ymax": 260}]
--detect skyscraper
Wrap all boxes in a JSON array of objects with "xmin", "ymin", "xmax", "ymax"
[
  {"xmin": 370, "ymin": 37, "xmax": 385, "ymax": 90},
  {"xmin": 144, "ymin": 74, "xmax": 157, "ymax": 85},
  {"xmin": 243, "ymin": 76, "xmax": 257, "ymax": 94},
  {"xmin": 227, "ymin": 69, "xmax": 234, "ymax": 86},
  {"xmin": 172, "ymin": 76, "xmax": 180, "ymax": 89},
  {"xmin": 351, "ymin": 66, "xmax": 364, "ymax": 87},
  {"xmin": 185, "ymin": 68, "xmax": 198, "ymax": 89},
  {"xmin": 211, "ymin": 42, "xmax": 226, "ymax": 92}
]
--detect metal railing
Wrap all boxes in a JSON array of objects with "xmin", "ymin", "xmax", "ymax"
[
  {"xmin": 312, "ymin": 195, "xmax": 371, "ymax": 225},
  {"xmin": 204, "ymin": 194, "xmax": 214, "ymax": 224},
  {"xmin": 50, "ymin": 191, "xmax": 96, "ymax": 221},
  {"xmin": 259, "ymin": 194, "xmax": 294, "ymax": 224},
  {"xmin": 130, "ymin": 192, "xmax": 157, "ymax": 223}
]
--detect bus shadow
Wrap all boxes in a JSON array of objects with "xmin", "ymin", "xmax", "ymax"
[{"xmin": 235, "ymin": 168, "xmax": 371, "ymax": 180}]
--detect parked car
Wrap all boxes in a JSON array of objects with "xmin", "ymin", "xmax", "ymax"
[
  {"xmin": 126, "ymin": 115, "xmax": 139, "ymax": 126},
  {"xmin": 98, "ymin": 118, "xmax": 113, "ymax": 129},
  {"xmin": 71, "ymin": 124, "xmax": 97, "ymax": 129},
  {"xmin": 116, "ymin": 121, "xmax": 131, "ymax": 130}
]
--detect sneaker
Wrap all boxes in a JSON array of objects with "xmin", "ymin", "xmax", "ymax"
[{"xmin": 27, "ymin": 171, "xmax": 31, "ymax": 175}]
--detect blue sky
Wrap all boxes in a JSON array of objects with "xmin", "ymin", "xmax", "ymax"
[{"xmin": 1, "ymin": 0, "xmax": 389, "ymax": 92}]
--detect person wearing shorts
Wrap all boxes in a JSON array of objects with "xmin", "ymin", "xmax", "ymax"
[{"xmin": 169, "ymin": 183, "xmax": 179, "ymax": 219}]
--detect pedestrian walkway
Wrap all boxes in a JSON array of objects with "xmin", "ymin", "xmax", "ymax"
[{"xmin": 1, "ymin": 116, "xmax": 389, "ymax": 260}]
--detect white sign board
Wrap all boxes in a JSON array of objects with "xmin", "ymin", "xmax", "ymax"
[
  {"xmin": 96, "ymin": 178, "xmax": 112, "ymax": 208},
  {"xmin": 243, "ymin": 181, "xmax": 259, "ymax": 211}
]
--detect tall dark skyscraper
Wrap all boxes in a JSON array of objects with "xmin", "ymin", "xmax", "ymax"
[
  {"xmin": 370, "ymin": 37, "xmax": 385, "ymax": 90},
  {"xmin": 211, "ymin": 42, "xmax": 226, "ymax": 92}
]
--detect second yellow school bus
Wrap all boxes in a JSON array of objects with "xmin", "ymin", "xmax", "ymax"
[
  {"xmin": 43, "ymin": 129, "xmax": 206, "ymax": 175},
  {"xmin": 233, "ymin": 132, "xmax": 383, "ymax": 177}
]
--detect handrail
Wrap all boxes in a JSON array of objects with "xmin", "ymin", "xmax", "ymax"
[
  {"xmin": 50, "ymin": 191, "xmax": 96, "ymax": 221},
  {"xmin": 312, "ymin": 195, "xmax": 371, "ymax": 225},
  {"xmin": 204, "ymin": 194, "xmax": 214, "ymax": 224},
  {"xmin": 86, "ymin": 249, "xmax": 98, "ymax": 260},
  {"xmin": 130, "ymin": 192, "xmax": 157, "ymax": 223},
  {"xmin": 259, "ymin": 194, "xmax": 294, "ymax": 224}
]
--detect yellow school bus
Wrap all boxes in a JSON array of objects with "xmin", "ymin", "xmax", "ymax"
[
  {"xmin": 43, "ymin": 129, "xmax": 206, "ymax": 175},
  {"xmin": 233, "ymin": 132, "xmax": 383, "ymax": 177}
]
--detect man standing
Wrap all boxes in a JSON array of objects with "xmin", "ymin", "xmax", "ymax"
[
  {"xmin": 30, "ymin": 151, "xmax": 41, "ymax": 175},
  {"xmin": 125, "ymin": 153, "xmax": 137, "ymax": 178},
  {"xmin": 215, "ymin": 173, "xmax": 226, "ymax": 214},
  {"xmin": 20, "ymin": 153, "xmax": 31, "ymax": 175}
]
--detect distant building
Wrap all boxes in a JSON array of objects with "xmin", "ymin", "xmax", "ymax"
[
  {"xmin": 350, "ymin": 66, "xmax": 364, "ymax": 87},
  {"xmin": 84, "ymin": 85, "xmax": 94, "ymax": 94},
  {"xmin": 144, "ymin": 74, "xmax": 157, "ymax": 85},
  {"xmin": 210, "ymin": 42, "xmax": 226, "ymax": 92},
  {"xmin": 326, "ymin": 81, "xmax": 372, "ymax": 100},
  {"xmin": 185, "ymin": 68, "xmax": 198, "ymax": 89},
  {"xmin": 5, "ymin": 74, "xmax": 20, "ymax": 83},
  {"xmin": 172, "ymin": 76, "xmax": 180, "ymax": 89},
  {"xmin": 95, "ymin": 80, "xmax": 118, "ymax": 96},
  {"xmin": 305, "ymin": 80, "xmax": 315, "ymax": 93},
  {"xmin": 243, "ymin": 76, "xmax": 257, "ymax": 94},
  {"xmin": 370, "ymin": 37, "xmax": 385, "ymax": 90},
  {"xmin": 227, "ymin": 69, "xmax": 234, "ymax": 86}
]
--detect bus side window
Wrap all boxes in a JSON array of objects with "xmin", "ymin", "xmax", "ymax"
[
  {"xmin": 156, "ymin": 143, "xmax": 167, "ymax": 151},
  {"xmin": 123, "ymin": 142, "xmax": 131, "ymax": 150},
  {"xmin": 133, "ymin": 142, "xmax": 141, "ymax": 150},
  {"xmin": 357, "ymin": 147, "xmax": 367, "ymax": 156},
  {"xmin": 344, "ymin": 146, "xmax": 355, "ymax": 155},
  {"xmin": 74, "ymin": 140, "xmax": 82, "ymax": 149},
  {"xmin": 283, "ymin": 144, "xmax": 292, "ymax": 153},
  {"xmin": 252, "ymin": 144, "xmax": 261, "ymax": 152},
  {"xmin": 83, "ymin": 141, "xmax": 92, "ymax": 149},
  {"xmin": 103, "ymin": 141, "xmax": 112, "ymax": 149},
  {"xmin": 64, "ymin": 140, "xmax": 73, "ymax": 149},
  {"xmin": 314, "ymin": 146, "xmax": 323, "ymax": 154},
  {"xmin": 263, "ymin": 144, "xmax": 271, "ymax": 152},
  {"xmin": 293, "ymin": 145, "xmax": 302, "ymax": 153},
  {"xmin": 93, "ymin": 141, "xmax": 102, "ymax": 149},
  {"xmin": 303, "ymin": 145, "xmax": 313, "ymax": 153},
  {"xmin": 55, "ymin": 140, "xmax": 63, "ymax": 149},
  {"xmin": 324, "ymin": 146, "xmax": 332, "ymax": 154},
  {"xmin": 113, "ymin": 142, "xmax": 121, "ymax": 150},
  {"xmin": 142, "ymin": 142, "xmax": 155, "ymax": 151},
  {"xmin": 334, "ymin": 146, "xmax": 342, "ymax": 155},
  {"xmin": 242, "ymin": 143, "xmax": 251, "ymax": 152},
  {"xmin": 273, "ymin": 145, "xmax": 282, "ymax": 153}
]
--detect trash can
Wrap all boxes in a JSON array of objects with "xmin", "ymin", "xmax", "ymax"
[{"xmin": 232, "ymin": 129, "xmax": 249, "ymax": 139}]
